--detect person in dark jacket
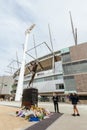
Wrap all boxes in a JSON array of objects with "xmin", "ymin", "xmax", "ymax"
[
  {"xmin": 69, "ymin": 93, "xmax": 80, "ymax": 116},
  {"xmin": 52, "ymin": 92, "xmax": 59, "ymax": 113}
]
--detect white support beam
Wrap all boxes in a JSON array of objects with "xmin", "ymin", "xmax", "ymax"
[{"xmin": 15, "ymin": 24, "xmax": 35, "ymax": 101}]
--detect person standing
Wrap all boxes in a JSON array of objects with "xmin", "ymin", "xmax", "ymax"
[
  {"xmin": 52, "ymin": 92, "xmax": 59, "ymax": 113},
  {"xmin": 69, "ymin": 93, "xmax": 80, "ymax": 116}
]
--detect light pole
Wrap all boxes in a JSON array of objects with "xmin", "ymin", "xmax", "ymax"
[{"xmin": 15, "ymin": 24, "xmax": 35, "ymax": 101}]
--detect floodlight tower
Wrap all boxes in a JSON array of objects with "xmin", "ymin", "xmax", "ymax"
[
  {"xmin": 15, "ymin": 24, "xmax": 35, "ymax": 101},
  {"xmin": 69, "ymin": 11, "xmax": 77, "ymax": 45}
]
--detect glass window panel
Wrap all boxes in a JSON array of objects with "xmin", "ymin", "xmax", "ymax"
[
  {"xmin": 64, "ymin": 76, "xmax": 76, "ymax": 91},
  {"xmin": 63, "ymin": 60, "xmax": 87, "ymax": 75},
  {"xmin": 32, "ymin": 74, "xmax": 63, "ymax": 83},
  {"xmin": 56, "ymin": 84, "xmax": 64, "ymax": 90},
  {"xmin": 54, "ymin": 75, "xmax": 62, "ymax": 80},
  {"xmin": 44, "ymin": 76, "xmax": 53, "ymax": 81},
  {"xmin": 62, "ymin": 53, "xmax": 71, "ymax": 63}
]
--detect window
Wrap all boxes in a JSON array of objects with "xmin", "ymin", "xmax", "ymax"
[
  {"xmin": 54, "ymin": 75, "xmax": 62, "ymax": 80},
  {"xmin": 56, "ymin": 84, "xmax": 64, "ymax": 90},
  {"xmin": 4, "ymin": 84, "xmax": 7, "ymax": 86},
  {"xmin": 59, "ymin": 84, "xmax": 64, "ymax": 89},
  {"xmin": 44, "ymin": 76, "xmax": 52, "ymax": 81},
  {"xmin": 62, "ymin": 52, "xmax": 71, "ymax": 63},
  {"xmin": 63, "ymin": 60, "xmax": 87, "ymax": 75},
  {"xmin": 34, "ymin": 78, "xmax": 44, "ymax": 82},
  {"xmin": 64, "ymin": 76, "xmax": 76, "ymax": 91}
]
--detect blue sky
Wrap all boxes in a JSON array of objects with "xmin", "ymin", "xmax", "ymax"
[{"xmin": 0, "ymin": 0, "xmax": 87, "ymax": 76}]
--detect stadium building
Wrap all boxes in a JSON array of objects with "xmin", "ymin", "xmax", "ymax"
[{"xmin": 13, "ymin": 42, "xmax": 87, "ymax": 102}]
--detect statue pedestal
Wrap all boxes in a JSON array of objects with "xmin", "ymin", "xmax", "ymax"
[{"xmin": 22, "ymin": 88, "xmax": 38, "ymax": 108}]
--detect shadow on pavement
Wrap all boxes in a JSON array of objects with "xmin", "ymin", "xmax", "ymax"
[{"xmin": 25, "ymin": 112, "xmax": 63, "ymax": 130}]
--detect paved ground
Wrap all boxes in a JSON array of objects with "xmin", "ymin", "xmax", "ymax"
[
  {"xmin": 0, "ymin": 101, "xmax": 87, "ymax": 130},
  {"xmin": 0, "ymin": 105, "xmax": 35, "ymax": 130},
  {"xmin": 39, "ymin": 102, "xmax": 87, "ymax": 130}
]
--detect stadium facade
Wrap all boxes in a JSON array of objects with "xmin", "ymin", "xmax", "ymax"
[{"xmin": 13, "ymin": 42, "xmax": 87, "ymax": 102}]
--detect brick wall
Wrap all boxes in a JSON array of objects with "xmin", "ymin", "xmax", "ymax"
[
  {"xmin": 70, "ymin": 43, "xmax": 87, "ymax": 61},
  {"xmin": 74, "ymin": 74, "xmax": 87, "ymax": 92}
]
